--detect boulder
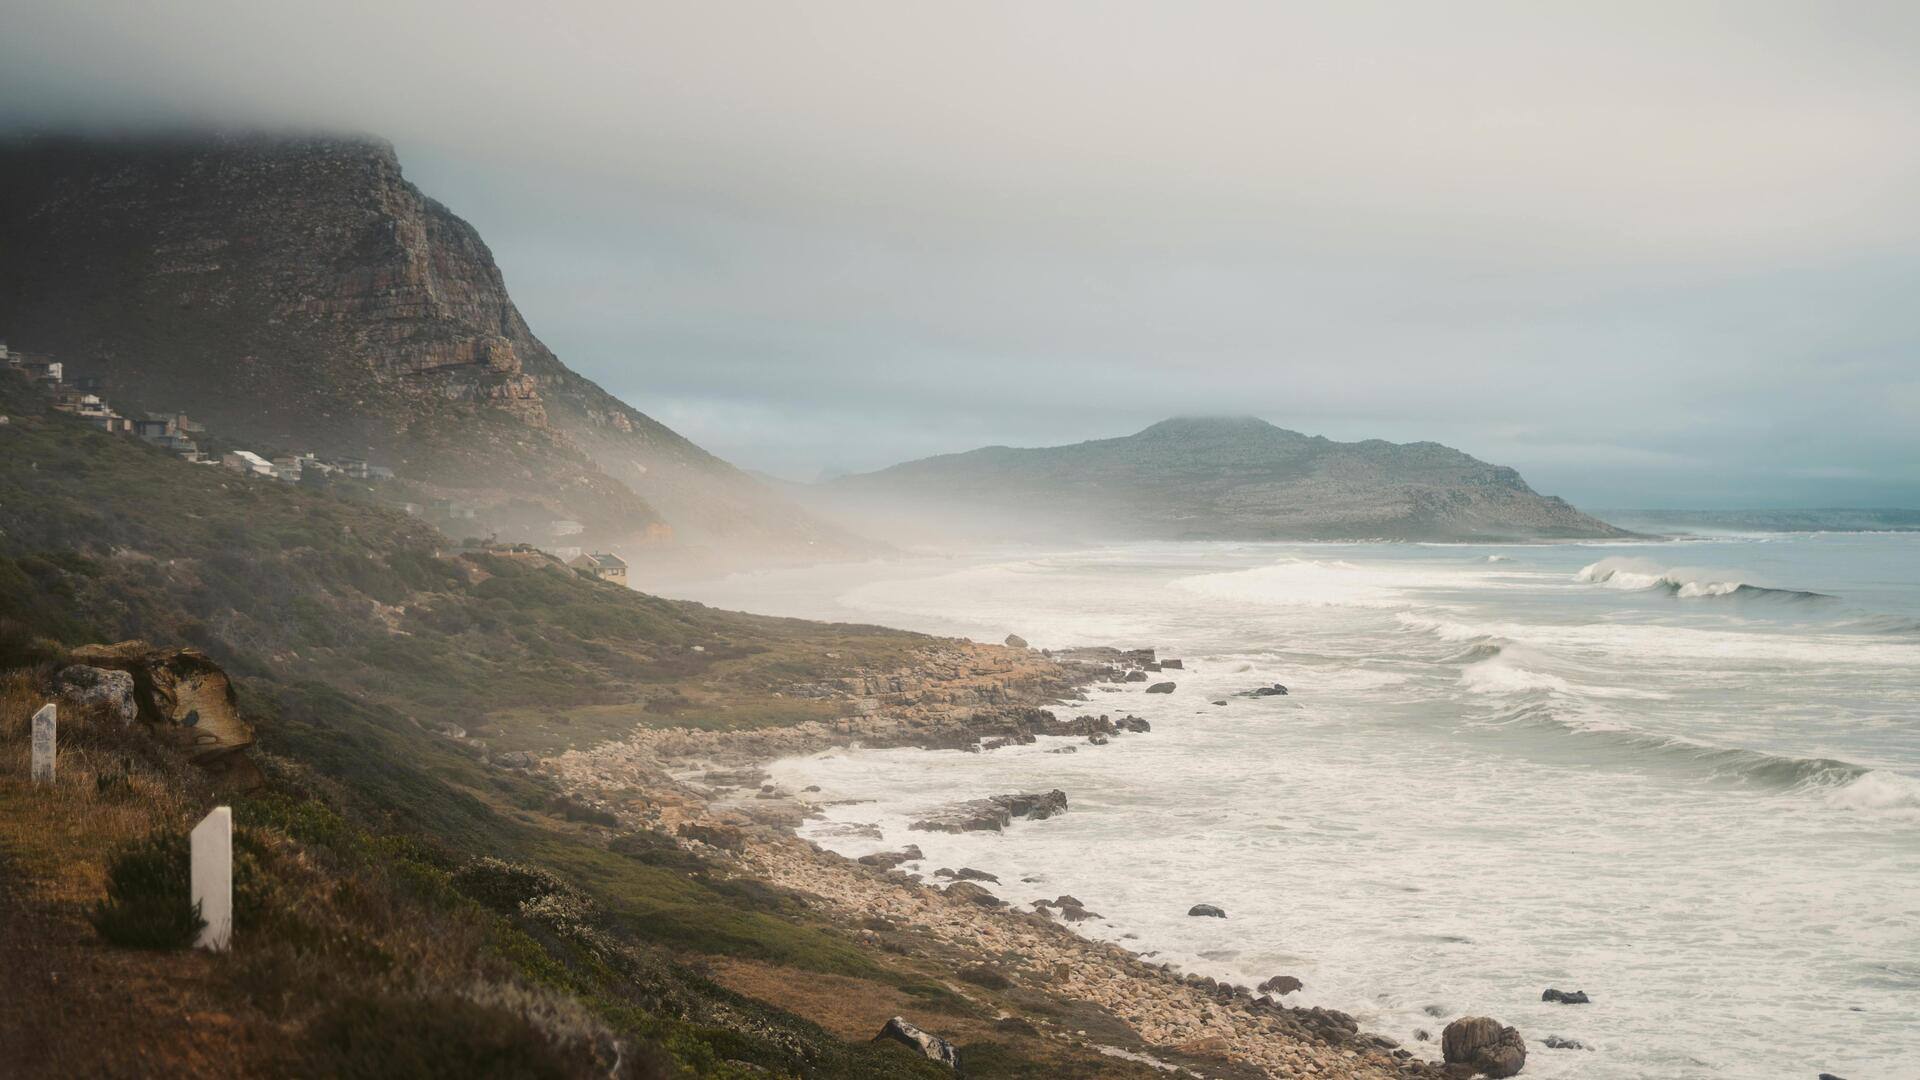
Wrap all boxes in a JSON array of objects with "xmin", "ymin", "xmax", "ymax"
[
  {"xmin": 911, "ymin": 790, "xmax": 1068, "ymax": 833},
  {"xmin": 1441, "ymin": 1016, "xmax": 1526, "ymax": 1078},
  {"xmin": 1541, "ymin": 988, "xmax": 1589, "ymax": 1004},
  {"xmin": 1543, "ymin": 1036, "xmax": 1586, "ymax": 1050},
  {"xmin": 856, "ymin": 845, "xmax": 923, "ymax": 869},
  {"xmin": 1046, "ymin": 746, "xmax": 1077, "ymax": 754},
  {"xmin": 1145, "ymin": 682, "xmax": 1177, "ymax": 694},
  {"xmin": 1161, "ymin": 659, "xmax": 1184, "ymax": 669},
  {"xmin": 54, "ymin": 665, "xmax": 138, "ymax": 723},
  {"xmin": 1086, "ymin": 734, "xmax": 1109, "ymax": 746},
  {"xmin": 1122, "ymin": 670, "xmax": 1150, "ymax": 683},
  {"xmin": 1258, "ymin": 975, "xmax": 1303, "ymax": 996},
  {"xmin": 66, "ymin": 641, "xmax": 252, "ymax": 767},
  {"xmin": 943, "ymin": 881, "xmax": 1004, "ymax": 907},
  {"xmin": 1187, "ymin": 904, "xmax": 1227, "ymax": 918},
  {"xmin": 873, "ymin": 1017, "xmax": 960, "ymax": 1069},
  {"xmin": 1250, "ymin": 684, "xmax": 1289, "ymax": 697},
  {"xmin": 1116, "ymin": 715, "xmax": 1151, "ymax": 733},
  {"xmin": 1004, "ymin": 634, "xmax": 1029, "ymax": 649},
  {"xmin": 495, "ymin": 750, "xmax": 539, "ymax": 770}
]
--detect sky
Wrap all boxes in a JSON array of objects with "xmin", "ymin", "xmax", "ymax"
[{"xmin": 3, "ymin": 1, "xmax": 1918, "ymax": 508}]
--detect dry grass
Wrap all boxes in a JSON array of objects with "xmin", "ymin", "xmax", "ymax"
[{"xmin": 0, "ymin": 670, "xmax": 625, "ymax": 1078}]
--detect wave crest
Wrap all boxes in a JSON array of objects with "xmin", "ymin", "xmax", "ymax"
[{"xmin": 1574, "ymin": 557, "xmax": 1830, "ymax": 600}]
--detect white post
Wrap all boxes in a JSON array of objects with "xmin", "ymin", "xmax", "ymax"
[
  {"xmin": 30, "ymin": 703, "xmax": 55, "ymax": 784},
  {"xmin": 190, "ymin": 806, "xmax": 233, "ymax": 951}
]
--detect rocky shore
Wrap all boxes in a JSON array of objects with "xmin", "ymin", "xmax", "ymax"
[{"xmin": 547, "ymin": 640, "xmax": 1466, "ymax": 1078}]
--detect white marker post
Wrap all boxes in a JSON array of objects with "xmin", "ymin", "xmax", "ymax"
[
  {"xmin": 189, "ymin": 806, "xmax": 233, "ymax": 951},
  {"xmin": 30, "ymin": 704, "xmax": 55, "ymax": 784}
]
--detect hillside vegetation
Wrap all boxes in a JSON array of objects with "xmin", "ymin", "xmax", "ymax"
[{"xmin": 0, "ymin": 370, "xmax": 1160, "ymax": 1078}]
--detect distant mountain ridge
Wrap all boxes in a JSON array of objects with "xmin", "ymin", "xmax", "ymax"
[
  {"xmin": 0, "ymin": 132, "xmax": 865, "ymax": 570},
  {"xmin": 817, "ymin": 416, "xmax": 1626, "ymax": 542}
]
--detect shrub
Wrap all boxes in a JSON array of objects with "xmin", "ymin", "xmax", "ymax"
[
  {"xmin": 90, "ymin": 831, "xmax": 204, "ymax": 949},
  {"xmin": 297, "ymin": 993, "xmax": 600, "ymax": 1079},
  {"xmin": 450, "ymin": 856, "xmax": 579, "ymax": 915}
]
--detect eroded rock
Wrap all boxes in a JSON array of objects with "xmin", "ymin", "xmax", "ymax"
[{"xmin": 1187, "ymin": 903, "xmax": 1227, "ymax": 918}]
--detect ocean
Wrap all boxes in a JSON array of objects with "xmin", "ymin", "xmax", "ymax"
[{"xmin": 674, "ymin": 532, "xmax": 1920, "ymax": 1079}]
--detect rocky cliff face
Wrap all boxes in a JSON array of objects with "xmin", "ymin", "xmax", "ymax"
[
  {"xmin": 816, "ymin": 416, "xmax": 1628, "ymax": 542},
  {"xmin": 0, "ymin": 133, "xmax": 863, "ymax": 566}
]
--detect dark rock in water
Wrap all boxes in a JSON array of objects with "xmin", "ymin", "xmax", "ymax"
[
  {"xmin": 1046, "ymin": 746, "xmax": 1077, "ymax": 754},
  {"xmin": 1543, "ymin": 1036, "xmax": 1587, "ymax": 1050},
  {"xmin": 1818, "ymin": 1074, "xmax": 1849, "ymax": 1080},
  {"xmin": 1146, "ymin": 681, "xmax": 1177, "ymax": 694},
  {"xmin": 873, "ymin": 1016, "xmax": 960, "ymax": 1069},
  {"xmin": 1031, "ymin": 713, "xmax": 1116, "ymax": 737},
  {"xmin": 1442, "ymin": 1016, "xmax": 1526, "ymax": 1079},
  {"xmin": 1035, "ymin": 895, "xmax": 1101, "ymax": 921},
  {"xmin": 1122, "ymin": 670, "xmax": 1150, "ymax": 683},
  {"xmin": 981, "ymin": 733, "xmax": 1037, "ymax": 751},
  {"xmin": 944, "ymin": 881, "xmax": 1004, "ymax": 907},
  {"xmin": 1414, "ymin": 1029, "xmax": 1431, "ymax": 1042},
  {"xmin": 1143, "ymin": 661, "xmax": 1163, "ymax": 671},
  {"xmin": 1086, "ymin": 734, "xmax": 1109, "ymax": 745},
  {"xmin": 911, "ymin": 790, "xmax": 1068, "ymax": 833},
  {"xmin": 1211, "ymin": 699, "xmax": 1228, "ymax": 706},
  {"xmin": 934, "ymin": 866, "xmax": 1000, "ymax": 883},
  {"xmin": 1116, "ymin": 715, "xmax": 1151, "ymax": 733},
  {"xmin": 1004, "ymin": 633, "xmax": 1029, "ymax": 649},
  {"xmin": 1250, "ymin": 684, "xmax": 1289, "ymax": 697},
  {"xmin": 857, "ymin": 845, "xmax": 924, "ymax": 869},
  {"xmin": 1541, "ymin": 988, "xmax": 1590, "ymax": 1004},
  {"xmin": 1257, "ymin": 975, "xmax": 1303, "ymax": 996},
  {"xmin": 802, "ymin": 784, "xmax": 821, "ymax": 792},
  {"xmin": 1161, "ymin": 659, "xmax": 1184, "ymax": 669},
  {"xmin": 1187, "ymin": 903, "xmax": 1227, "ymax": 918}
]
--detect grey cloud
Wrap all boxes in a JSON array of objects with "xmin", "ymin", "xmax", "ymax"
[{"xmin": 3, "ymin": 0, "xmax": 1917, "ymax": 506}]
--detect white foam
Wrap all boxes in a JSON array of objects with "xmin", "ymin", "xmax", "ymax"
[
  {"xmin": 1822, "ymin": 770, "xmax": 1920, "ymax": 819},
  {"xmin": 1460, "ymin": 654, "xmax": 1571, "ymax": 695},
  {"xmin": 1576, "ymin": 556, "xmax": 1745, "ymax": 596}
]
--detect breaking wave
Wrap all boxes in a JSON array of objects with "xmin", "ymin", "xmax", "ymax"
[
  {"xmin": 1483, "ymin": 702, "xmax": 1919, "ymax": 815},
  {"xmin": 1575, "ymin": 557, "xmax": 1832, "ymax": 601}
]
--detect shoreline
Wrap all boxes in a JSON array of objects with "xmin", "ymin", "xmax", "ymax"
[{"xmin": 550, "ymin": 640, "xmax": 1446, "ymax": 1079}]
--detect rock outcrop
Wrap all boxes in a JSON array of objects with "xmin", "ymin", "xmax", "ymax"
[
  {"xmin": 910, "ymin": 790, "xmax": 1069, "ymax": 833},
  {"xmin": 873, "ymin": 1016, "xmax": 960, "ymax": 1069},
  {"xmin": 64, "ymin": 641, "xmax": 255, "ymax": 782},
  {"xmin": 1441, "ymin": 1016, "xmax": 1526, "ymax": 1078}
]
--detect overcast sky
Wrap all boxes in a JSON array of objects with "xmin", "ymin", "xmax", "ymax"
[{"xmin": 4, "ymin": 1, "xmax": 1918, "ymax": 507}]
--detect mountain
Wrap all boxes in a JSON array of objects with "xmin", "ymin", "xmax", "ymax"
[
  {"xmin": 0, "ymin": 132, "xmax": 865, "ymax": 571},
  {"xmin": 817, "ymin": 416, "xmax": 1627, "ymax": 542}
]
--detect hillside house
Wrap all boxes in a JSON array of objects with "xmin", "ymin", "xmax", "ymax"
[
  {"xmin": 220, "ymin": 450, "xmax": 277, "ymax": 478},
  {"xmin": 568, "ymin": 552, "xmax": 628, "ymax": 586}
]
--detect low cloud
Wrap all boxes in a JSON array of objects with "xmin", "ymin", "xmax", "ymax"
[{"xmin": 4, "ymin": 1, "xmax": 1917, "ymax": 506}]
